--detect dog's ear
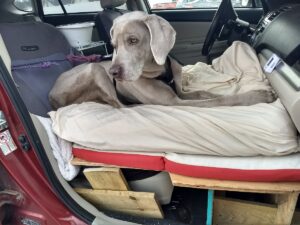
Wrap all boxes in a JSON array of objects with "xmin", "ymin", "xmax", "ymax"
[{"xmin": 144, "ymin": 14, "xmax": 176, "ymax": 65}]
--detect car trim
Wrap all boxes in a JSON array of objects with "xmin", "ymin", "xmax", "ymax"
[{"xmin": 0, "ymin": 57, "xmax": 94, "ymax": 224}]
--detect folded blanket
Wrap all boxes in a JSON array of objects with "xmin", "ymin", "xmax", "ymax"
[{"xmin": 182, "ymin": 41, "xmax": 272, "ymax": 95}]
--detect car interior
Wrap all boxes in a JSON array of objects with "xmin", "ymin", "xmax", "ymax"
[{"xmin": 0, "ymin": 0, "xmax": 300, "ymax": 224}]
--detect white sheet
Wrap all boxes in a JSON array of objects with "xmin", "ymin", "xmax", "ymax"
[
  {"xmin": 37, "ymin": 116, "xmax": 79, "ymax": 181},
  {"xmin": 166, "ymin": 152, "xmax": 300, "ymax": 170},
  {"xmin": 49, "ymin": 99, "xmax": 299, "ymax": 156}
]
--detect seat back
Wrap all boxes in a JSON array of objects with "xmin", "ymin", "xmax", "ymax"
[
  {"xmin": 95, "ymin": 0, "xmax": 128, "ymax": 54},
  {"xmin": 0, "ymin": 22, "xmax": 73, "ymax": 117},
  {"xmin": 0, "ymin": 22, "xmax": 71, "ymax": 60}
]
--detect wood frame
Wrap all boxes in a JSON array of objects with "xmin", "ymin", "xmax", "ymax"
[
  {"xmin": 170, "ymin": 173, "xmax": 300, "ymax": 225},
  {"xmin": 71, "ymin": 158, "xmax": 300, "ymax": 224}
]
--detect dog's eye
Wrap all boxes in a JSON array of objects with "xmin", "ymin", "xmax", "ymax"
[{"xmin": 128, "ymin": 37, "xmax": 138, "ymax": 45}]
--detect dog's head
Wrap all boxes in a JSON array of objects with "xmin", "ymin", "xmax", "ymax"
[{"xmin": 109, "ymin": 11, "xmax": 176, "ymax": 81}]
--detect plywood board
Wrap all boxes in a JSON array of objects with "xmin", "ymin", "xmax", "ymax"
[
  {"xmin": 71, "ymin": 157, "xmax": 120, "ymax": 167},
  {"xmin": 75, "ymin": 188, "xmax": 164, "ymax": 219},
  {"xmin": 213, "ymin": 197, "xmax": 277, "ymax": 225},
  {"xmin": 214, "ymin": 196, "xmax": 300, "ymax": 225},
  {"xmin": 83, "ymin": 167, "xmax": 129, "ymax": 191},
  {"xmin": 274, "ymin": 193, "xmax": 299, "ymax": 225},
  {"xmin": 170, "ymin": 173, "xmax": 300, "ymax": 194},
  {"xmin": 71, "ymin": 157, "xmax": 143, "ymax": 170}
]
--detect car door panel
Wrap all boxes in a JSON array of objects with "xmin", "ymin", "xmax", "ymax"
[
  {"xmin": 153, "ymin": 8, "xmax": 264, "ymax": 65},
  {"xmin": 170, "ymin": 21, "xmax": 211, "ymax": 64},
  {"xmin": 154, "ymin": 8, "xmax": 263, "ymax": 23},
  {"xmin": 170, "ymin": 21, "xmax": 228, "ymax": 64}
]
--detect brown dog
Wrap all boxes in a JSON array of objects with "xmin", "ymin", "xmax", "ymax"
[{"xmin": 49, "ymin": 11, "xmax": 275, "ymax": 109}]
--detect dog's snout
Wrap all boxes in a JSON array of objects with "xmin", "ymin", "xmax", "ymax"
[{"xmin": 109, "ymin": 65, "xmax": 123, "ymax": 80}]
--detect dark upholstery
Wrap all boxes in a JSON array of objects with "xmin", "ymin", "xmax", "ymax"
[
  {"xmin": 100, "ymin": 0, "xmax": 127, "ymax": 9},
  {"xmin": 95, "ymin": 0, "xmax": 128, "ymax": 54},
  {"xmin": 0, "ymin": 22, "xmax": 71, "ymax": 60},
  {"xmin": 0, "ymin": 22, "xmax": 73, "ymax": 117}
]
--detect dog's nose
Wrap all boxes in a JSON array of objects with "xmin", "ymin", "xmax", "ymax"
[{"xmin": 109, "ymin": 65, "xmax": 123, "ymax": 80}]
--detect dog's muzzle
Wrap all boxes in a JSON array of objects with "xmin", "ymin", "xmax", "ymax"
[{"xmin": 109, "ymin": 65, "xmax": 123, "ymax": 80}]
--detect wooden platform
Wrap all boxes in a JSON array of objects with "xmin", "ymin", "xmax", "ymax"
[{"xmin": 72, "ymin": 158, "xmax": 300, "ymax": 224}]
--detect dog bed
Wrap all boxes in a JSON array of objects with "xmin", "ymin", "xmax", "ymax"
[
  {"xmin": 49, "ymin": 99, "xmax": 299, "ymax": 157},
  {"xmin": 49, "ymin": 41, "xmax": 299, "ymax": 181},
  {"xmin": 49, "ymin": 99, "xmax": 300, "ymax": 181}
]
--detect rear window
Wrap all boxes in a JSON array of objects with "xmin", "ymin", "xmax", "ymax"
[
  {"xmin": 42, "ymin": 0, "xmax": 127, "ymax": 15},
  {"xmin": 43, "ymin": 0, "xmax": 100, "ymax": 14},
  {"xmin": 148, "ymin": 0, "xmax": 262, "ymax": 10},
  {"xmin": 13, "ymin": 0, "xmax": 33, "ymax": 12}
]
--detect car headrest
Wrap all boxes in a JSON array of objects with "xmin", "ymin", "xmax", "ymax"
[
  {"xmin": 0, "ymin": 22, "xmax": 71, "ymax": 61},
  {"xmin": 100, "ymin": 0, "xmax": 126, "ymax": 9},
  {"xmin": 0, "ymin": 34, "xmax": 12, "ymax": 76}
]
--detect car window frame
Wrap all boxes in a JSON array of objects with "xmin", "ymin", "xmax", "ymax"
[{"xmin": 145, "ymin": 0, "xmax": 262, "ymax": 12}]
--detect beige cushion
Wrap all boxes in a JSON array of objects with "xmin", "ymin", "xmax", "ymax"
[
  {"xmin": 0, "ymin": 34, "xmax": 12, "ymax": 75},
  {"xmin": 49, "ymin": 99, "xmax": 298, "ymax": 157}
]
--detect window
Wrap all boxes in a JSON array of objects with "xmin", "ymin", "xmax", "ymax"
[
  {"xmin": 149, "ymin": 0, "xmax": 256, "ymax": 10},
  {"xmin": 13, "ymin": 0, "xmax": 33, "ymax": 12},
  {"xmin": 42, "ymin": 0, "xmax": 126, "ymax": 15},
  {"xmin": 42, "ymin": 0, "xmax": 100, "ymax": 14}
]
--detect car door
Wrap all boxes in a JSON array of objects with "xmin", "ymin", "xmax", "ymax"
[{"xmin": 146, "ymin": 0, "xmax": 264, "ymax": 65}]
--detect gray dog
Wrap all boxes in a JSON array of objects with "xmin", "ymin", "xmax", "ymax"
[{"xmin": 49, "ymin": 11, "xmax": 275, "ymax": 109}]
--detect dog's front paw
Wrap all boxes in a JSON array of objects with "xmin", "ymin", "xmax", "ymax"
[{"xmin": 252, "ymin": 90, "xmax": 277, "ymax": 104}]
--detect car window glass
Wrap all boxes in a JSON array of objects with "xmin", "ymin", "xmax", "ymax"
[
  {"xmin": 13, "ymin": 0, "xmax": 33, "ymax": 12},
  {"xmin": 42, "ymin": 0, "xmax": 127, "ymax": 15},
  {"xmin": 149, "ymin": 0, "xmax": 256, "ymax": 10}
]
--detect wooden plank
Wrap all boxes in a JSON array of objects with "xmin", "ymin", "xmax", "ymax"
[
  {"xmin": 214, "ymin": 196, "xmax": 300, "ymax": 225},
  {"xmin": 71, "ymin": 157, "xmax": 146, "ymax": 170},
  {"xmin": 83, "ymin": 168, "xmax": 129, "ymax": 191},
  {"xmin": 71, "ymin": 157, "xmax": 121, "ymax": 167},
  {"xmin": 75, "ymin": 188, "xmax": 164, "ymax": 219},
  {"xmin": 170, "ymin": 174, "xmax": 300, "ymax": 194},
  {"xmin": 274, "ymin": 192, "xmax": 299, "ymax": 225},
  {"xmin": 213, "ymin": 197, "xmax": 278, "ymax": 225}
]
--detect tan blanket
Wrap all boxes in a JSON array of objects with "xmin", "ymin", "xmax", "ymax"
[{"xmin": 182, "ymin": 41, "xmax": 272, "ymax": 95}]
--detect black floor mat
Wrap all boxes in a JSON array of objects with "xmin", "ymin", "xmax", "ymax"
[{"xmin": 163, "ymin": 187, "xmax": 207, "ymax": 225}]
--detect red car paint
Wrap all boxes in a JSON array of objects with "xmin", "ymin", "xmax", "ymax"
[{"xmin": 0, "ymin": 83, "xmax": 87, "ymax": 225}]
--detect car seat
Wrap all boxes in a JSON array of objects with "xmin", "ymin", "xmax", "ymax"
[
  {"xmin": 0, "ymin": 22, "xmax": 73, "ymax": 117},
  {"xmin": 95, "ymin": 0, "xmax": 128, "ymax": 54}
]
